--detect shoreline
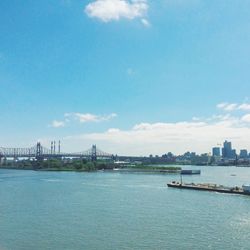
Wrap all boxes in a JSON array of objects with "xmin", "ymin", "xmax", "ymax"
[{"xmin": 0, "ymin": 165, "xmax": 182, "ymax": 174}]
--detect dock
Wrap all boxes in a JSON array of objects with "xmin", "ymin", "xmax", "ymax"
[{"xmin": 167, "ymin": 181, "xmax": 250, "ymax": 196}]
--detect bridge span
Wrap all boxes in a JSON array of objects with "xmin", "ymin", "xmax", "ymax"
[{"xmin": 0, "ymin": 142, "xmax": 114, "ymax": 161}]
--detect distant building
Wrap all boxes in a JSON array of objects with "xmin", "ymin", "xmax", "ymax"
[
  {"xmin": 190, "ymin": 152, "xmax": 196, "ymax": 158},
  {"xmin": 231, "ymin": 149, "xmax": 236, "ymax": 158},
  {"xmin": 240, "ymin": 149, "xmax": 248, "ymax": 159},
  {"xmin": 212, "ymin": 147, "xmax": 220, "ymax": 157},
  {"xmin": 222, "ymin": 140, "xmax": 232, "ymax": 158},
  {"xmin": 222, "ymin": 140, "xmax": 236, "ymax": 159}
]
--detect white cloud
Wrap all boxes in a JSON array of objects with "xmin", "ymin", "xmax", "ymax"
[
  {"xmin": 49, "ymin": 112, "xmax": 116, "ymax": 129},
  {"xmin": 241, "ymin": 114, "xmax": 250, "ymax": 123},
  {"xmin": 192, "ymin": 116, "xmax": 200, "ymax": 121},
  {"xmin": 63, "ymin": 114, "xmax": 250, "ymax": 156},
  {"xmin": 46, "ymin": 103, "xmax": 250, "ymax": 156},
  {"xmin": 49, "ymin": 120, "xmax": 65, "ymax": 128},
  {"xmin": 64, "ymin": 112, "xmax": 117, "ymax": 123},
  {"xmin": 217, "ymin": 103, "xmax": 238, "ymax": 111},
  {"xmin": 85, "ymin": 0, "xmax": 149, "ymax": 23},
  {"xmin": 217, "ymin": 102, "xmax": 250, "ymax": 112},
  {"xmin": 238, "ymin": 103, "xmax": 250, "ymax": 111},
  {"xmin": 141, "ymin": 18, "xmax": 150, "ymax": 27},
  {"xmin": 225, "ymin": 104, "xmax": 238, "ymax": 111},
  {"xmin": 216, "ymin": 102, "xmax": 228, "ymax": 109}
]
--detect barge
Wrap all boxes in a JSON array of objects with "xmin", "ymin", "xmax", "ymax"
[
  {"xmin": 167, "ymin": 181, "xmax": 250, "ymax": 196},
  {"xmin": 180, "ymin": 169, "xmax": 201, "ymax": 175}
]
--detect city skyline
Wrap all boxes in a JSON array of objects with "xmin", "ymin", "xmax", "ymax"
[
  {"xmin": 1, "ymin": 138, "xmax": 250, "ymax": 159},
  {"xmin": 1, "ymin": 0, "xmax": 250, "ymax": 155}
]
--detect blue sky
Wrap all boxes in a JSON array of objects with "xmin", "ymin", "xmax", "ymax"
[{"xmin": 1, "ymin": 0, "xmax": 250, "ymax": 155}]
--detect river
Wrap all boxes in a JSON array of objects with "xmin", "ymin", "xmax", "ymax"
[{"xmin": 0, "ymin": 166, "xmax": 250, "ymax": 249}]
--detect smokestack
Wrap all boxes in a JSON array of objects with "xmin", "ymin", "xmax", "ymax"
[
  {"xmin": 54, "ymin": 141, "xmax": 56, "ymax": 154},
  {"xmin": 51, "ymin": 141, "xmax": 53, "ymax": 154}
]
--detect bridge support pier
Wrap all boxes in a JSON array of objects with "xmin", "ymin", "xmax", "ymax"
[
  {"xmin": 91, "ymin": 145, "xmax": 97, "ymax": 162},
  {"xmin": 0, "ymin": 157, "xmax": 7, "ymax": 166}
]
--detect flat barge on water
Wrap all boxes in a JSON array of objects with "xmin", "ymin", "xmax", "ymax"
[{"xmin": 167, "ymin": 181, "xmax": 250, "ymax": 196}]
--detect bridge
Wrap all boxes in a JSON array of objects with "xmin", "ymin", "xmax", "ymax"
[{"xmin": 0, "ymin": 142, "xmax": 114, "ymax": 162}]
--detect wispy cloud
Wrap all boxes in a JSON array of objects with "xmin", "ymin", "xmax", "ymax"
[
  {"xmin": 216, "ymin": 102, "xmax": 238, "ymax": 111},
  {"xmin": 238, "ymin": 103, "xmax": 250, "ymax": 111},
  {"xmin": 49, "ymin": 120, "xmax": 65, "ymax": 128},
  {"xmin": 64, "ymin": 112, "xmax": 117, "ymax": 123},
  {"xmin": 217, "ymin": 102, "xmax": 250, "ymax": 111},
  {"xmin": 85, "ymin": 0, "xmax": 149, "ymax": 25},
  {"xmin": 49, "ymin": 112, "xmax": 117, "ymax": 128},
  {"xmin": 141, "ymin": 18, "xmax": 150, "ymax": 27},
  {"xmin": 241, "ymin": 114, "xmax": 250, "ymax": 123}
]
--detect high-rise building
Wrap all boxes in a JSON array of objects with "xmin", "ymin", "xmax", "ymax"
[
  {"xmin": 231, "ymin": 149, "xmax": 236, "ymax": 158},
  {"xmin": 222, "ymin": 140, "xmax": 236, "ymax": 159},
  {"xmin": 212, "ymin": 147, "xmax": 220, "ymax": 157},
  {"xmin": 240, "ymin": 149, "xmax": 248, "ymax": 159}
]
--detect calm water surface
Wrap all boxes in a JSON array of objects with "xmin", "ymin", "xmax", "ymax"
[{"xmin": 1, "ymin": 166, "xmax": 250, "ymax": 250}]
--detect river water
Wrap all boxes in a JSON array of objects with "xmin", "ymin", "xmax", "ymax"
[{"xmin": 0, "ymin": 166, "xmax": 250, "ymax": 250}]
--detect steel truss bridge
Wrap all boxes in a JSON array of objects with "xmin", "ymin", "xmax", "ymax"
[{"xmin": 0, "ymin": 143, "xmax": 114, "ymax": 161}]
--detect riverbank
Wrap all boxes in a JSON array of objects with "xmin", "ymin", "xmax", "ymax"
[{"xmin": 0, "ymin": 161, "xmax": 182, "ymax": 173}]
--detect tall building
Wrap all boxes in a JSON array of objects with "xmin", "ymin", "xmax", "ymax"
[
  {"xmin": 231, "ymin": 149, "xmax": 236, "ymax": 158},
  {"xmin": 222, "ymin": 140, "xmax": 236, "ymax": 159},
  {"xmin": 240, "ymin": 149, "xmax": 248, "ymax": 159},
  {"xmin": 212, "ymin": 147, "xmax": 220, "ymax": 157}
]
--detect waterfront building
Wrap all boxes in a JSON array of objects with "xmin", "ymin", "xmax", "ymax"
[
  {"xmin": 240, "ymin": 149, "xmax": 248, "ymax": 159},
  {"xmin": 222, "ymin": 140, "xmax": 236, "ymax": 159},
  {"xmin": 212, "ymin": 147, "xmax": 220, "ymax": 157},
  {"xmin": 222, "ymin": 140, "xmax": 232, "ymax": 158},
  {"xmin": 231, "ymin": 149, "xmax": 236, "ymax": 158}
]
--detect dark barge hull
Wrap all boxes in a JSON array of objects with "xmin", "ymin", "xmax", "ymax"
[
  {"xmin": 181, "ymin": 170, "xmax": 201, "ymax": 175},
  {"xmin": 167, "ymin": 183, "xmax": 250, "ymax": 196}
]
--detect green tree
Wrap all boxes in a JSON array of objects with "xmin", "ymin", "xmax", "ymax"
[
  {"xmin": 85, "ymin": 162, "xmax": 96, "ymax": 171},
  {"xmin": 73, "ymin": 161, "xmax": 84, "ymax": 170}
]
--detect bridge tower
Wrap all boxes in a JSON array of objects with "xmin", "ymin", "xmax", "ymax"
[
  {"xmin": 36, "ymin": 142, "xmax": 43, "ymax": 160},
  {"xmin": 91, "ymin": 144, "xmax": 97, "ymax": 161},
  {"xmin": 13, "ymin": 148, "xmax": 18, "ymax": 162}
]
